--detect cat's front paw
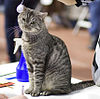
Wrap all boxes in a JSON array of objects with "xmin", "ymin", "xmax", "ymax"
[
  {"xmin": 25, "ymin": 88, "xmax": 33, "ymax": 94},
  {"xmin": 40, "ymin": 91, "xmax": 52, "ymax": 96},
  {"xmin": 31, "ymin": 90, "xmax": 40, "ymax": 97}
]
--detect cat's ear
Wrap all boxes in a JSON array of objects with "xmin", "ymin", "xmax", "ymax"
[
  {"xmin": 41, "ymin": 12, "xmax": 48, "ymax": 19},
  {"xmin": 40, "ymin": 12, "xmax": 48, "ymax": 19}
]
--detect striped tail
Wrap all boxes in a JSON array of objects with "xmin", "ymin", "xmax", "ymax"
[{"xmin": 71, "ymin": 80, "xmax": 95, "ymax": 91}]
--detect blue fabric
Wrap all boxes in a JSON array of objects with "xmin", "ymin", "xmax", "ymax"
[
  {"xmin": 89, "ymin": 0, "xmax": 100, "ymax": 36},
  {"xmin": 4, "ymin": 0, "xmax": 39, "ymax": 62}
]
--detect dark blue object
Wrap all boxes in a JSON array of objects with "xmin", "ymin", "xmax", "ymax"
[{"xmin": 16, "ymin": 52, "xmax": 29, "ymax": 82}]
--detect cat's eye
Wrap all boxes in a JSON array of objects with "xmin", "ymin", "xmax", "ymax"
[
  {"xmin": 22, "ymin": 18, "xmax": 25, "ymax": 21},
  {"xmin": 30, "ymin": 21, "xmax": 35, "ymax": 25}
]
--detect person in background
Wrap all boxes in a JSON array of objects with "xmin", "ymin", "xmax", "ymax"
[
  {"xmin": 0, "ymin": 94, "xmax": 27, "ymax": 99},
  {"xmin": 0, "ymin": 0, "xmax": 3, "ymax": 5},
  {"xmin": 0, "ymin": 0, "xmax": 4, "ymax": 12},
  {"xmin": 4, "ymin": 0, "xmax": 40, "ymax": 62},
  {"xmin": 88, "ymin": 0, "xmax": 100, "ymax": 50}
]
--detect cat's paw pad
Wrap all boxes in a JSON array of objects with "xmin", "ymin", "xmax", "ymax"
[
  {"xmin": 40, "ymin": 91, "xmax": 51, "ymax": 96},
  {"xmin": 25, "ymin": 88, "xmax": 33, "ymax": 94}
]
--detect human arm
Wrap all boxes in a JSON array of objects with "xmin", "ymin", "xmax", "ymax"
[
  {"xmin": 57, "ymin": 0, "xmax": 95, "ymax": 6},
  {"xmin": 57, "ymin": 0, "xmax": 76, "ymax": 5}
]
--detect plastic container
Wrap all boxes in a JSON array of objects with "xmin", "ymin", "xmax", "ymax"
[{"xmin": 16, "ymin": 52, "xmax": 29, "ymax": 82}]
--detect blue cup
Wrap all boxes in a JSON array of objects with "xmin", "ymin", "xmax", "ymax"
[{"xmin": 16, "ymin": 51, "xmax": 29, "ymax": 82}]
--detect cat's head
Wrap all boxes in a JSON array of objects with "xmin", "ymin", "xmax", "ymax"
[{"xmin": 18, "ymin": 6, "xmax": 48, "ymax": 33}]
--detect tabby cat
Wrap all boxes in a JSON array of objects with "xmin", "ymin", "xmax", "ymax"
[{"xmin": 18, "ymin": 6, "xmax": 94, "ymax": 96}]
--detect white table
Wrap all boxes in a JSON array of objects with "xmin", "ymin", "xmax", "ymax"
[{"xmin": 0, "ymin": 62, "xmax": 100, "ymax": 99}]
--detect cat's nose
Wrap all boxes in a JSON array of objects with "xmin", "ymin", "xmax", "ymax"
[
  {"xmin": 24, "ymin": 24, "xmax": 28, "ymax": 28},
  {"xmin": 24, "ymin": 25, "xmax": 31, "ymax": 30}
]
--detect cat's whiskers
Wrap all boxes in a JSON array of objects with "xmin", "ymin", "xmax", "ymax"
[
  {"xmin": 14, "ymin": 28, "xmax": 22, "ymax": 37},
  {"xmin": 7, "ymin": 26, "xmax": 20, "ymax": 32},
  {"xmin": 7, "ymin": 26, "xmax": 22, "ymax": 38}
]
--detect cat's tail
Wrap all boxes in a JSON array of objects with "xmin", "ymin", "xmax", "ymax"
[{"xmin": 71, "ymin": 80, "xmax": 95, "ymax": 92}]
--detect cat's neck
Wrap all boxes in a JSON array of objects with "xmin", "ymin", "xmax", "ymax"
[{"xmin": 22, "ymin": 28, "xmax": 49, "ymax": 43}]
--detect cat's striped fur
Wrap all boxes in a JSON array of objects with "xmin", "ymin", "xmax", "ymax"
[{"xmin": 18, "ymin": 7, "xmax": 94, "ymax": 96}]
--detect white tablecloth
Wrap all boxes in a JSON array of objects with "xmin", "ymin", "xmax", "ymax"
[{"xmin": 0, "ymin": 62, "xmax": 100, "ymax": 99}]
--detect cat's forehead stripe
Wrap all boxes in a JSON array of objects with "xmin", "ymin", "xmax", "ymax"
[
  {"xmin": 27, "ymin": 11, "xmax": 30, "ymax": 18},
  {"xmin": 25, "ymin": 11, "xmax": 34, "ymax": 19}
]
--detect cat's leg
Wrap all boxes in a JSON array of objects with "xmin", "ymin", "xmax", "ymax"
[
  {"xmin": 25, "ymin": 62, "xmax": 34, "ymax": 94},
  {"xmin": 40, "ymin": 72, "xmax": 72, "ymax": 96},
  {"xmin": 30, "ymin": 60, "xmax": 45, "ymax": 96},
  {"xmin": 25, "ymin": 71, "xmax": 34, "ymax": 94}
]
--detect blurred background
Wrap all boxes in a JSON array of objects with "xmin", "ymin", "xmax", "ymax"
[{"xmin": 0, "ymin": 0, "xmax": 99, "ymax": 81}]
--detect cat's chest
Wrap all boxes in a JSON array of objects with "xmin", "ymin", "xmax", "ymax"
[{"xmin": 22, "ymin": 41, "xmax": 48, "ymax": 60}]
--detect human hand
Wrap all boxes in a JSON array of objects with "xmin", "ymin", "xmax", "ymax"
[
  {"xmin": 9, "ymin": 95, "xmax": 27, "ymax": 99},
  {"xmin": 57, "ymin": 0, "xmax": 76, "ymax": 5},
  {"xmin": 0, "ymin": 94, "xmax": 8, "ymax": 99}
]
